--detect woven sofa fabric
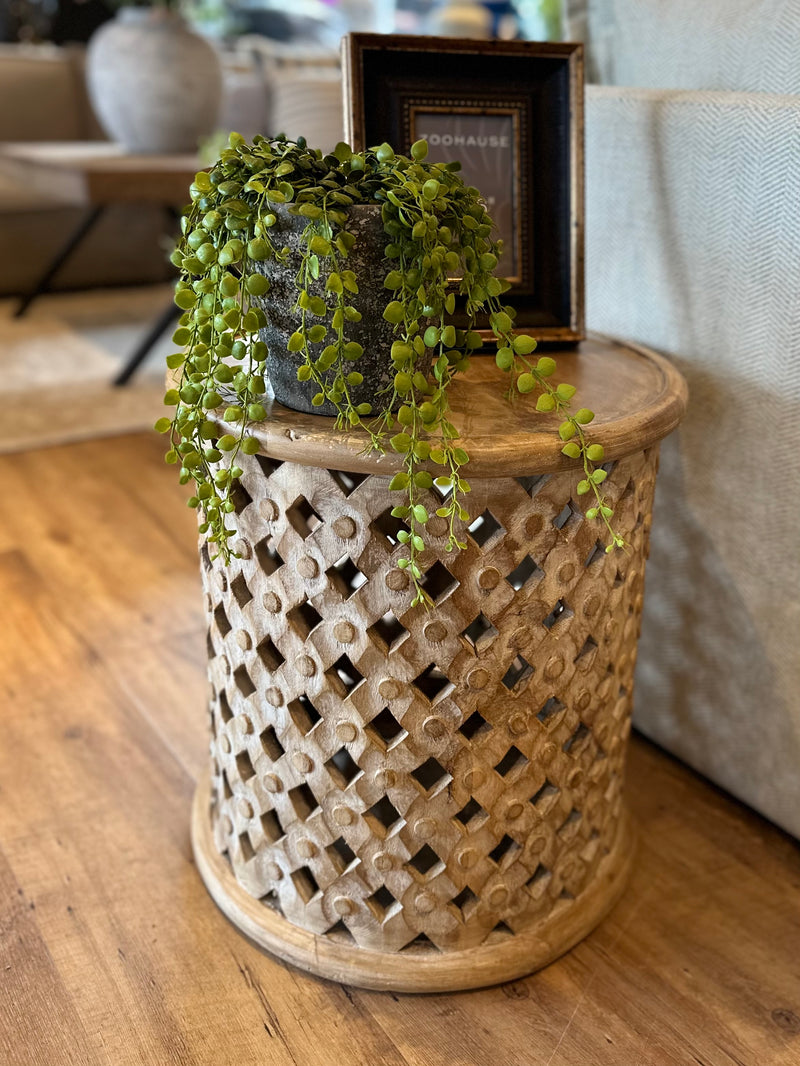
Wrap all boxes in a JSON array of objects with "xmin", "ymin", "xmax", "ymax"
[
  {"xmin": 569, "ymin": 0, "xmax": 800, "ymax": 95},
  {"xmin": 585, "ymin": 86, "xmax": 800, "ymax": 837}
]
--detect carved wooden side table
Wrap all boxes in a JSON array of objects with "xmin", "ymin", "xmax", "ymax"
[{"xmin": 191, "ymin": 336, "xmax": 687, "ymax": 991}]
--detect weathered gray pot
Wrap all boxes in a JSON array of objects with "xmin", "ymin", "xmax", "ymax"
[
  {"xmin": 86, "ymin": 10, "xmax": 222, "ymax": 154},
  {"xmin": 256, "ymin": 205, "xmax": 401, "ymax": 417}
]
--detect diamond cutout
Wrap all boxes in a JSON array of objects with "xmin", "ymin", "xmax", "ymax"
[
  {"xmin": 409, "ymin": 844, "xmax": 443, "ymax": 877},
  {"xmin": 288, "ymin": 694, "xmax": 321, "ymax": 735},
  {"xmin": 516, "ymin": 474, "xmax": 548, "ymax": 497},
  {"xmin": 326, "ymin": 836, "xmax": 357, "ymax": 872},
  {"xmin": 452, "ymin": 885, "xmax": 478, "ymax": 918},
  {"xmin": 254, "ymin": 454, "xmax": 283, "ymax": 479},
  {"xmin": 234, "ymin": 665, "xmax": 256, "ymax": 698},
  {"xmin": 537, "ymin": 696, "xmax": 564, "ymax": 723},
  {"xmin": 218, "ymin": 690, "xmax": 233, "ymax": 724},
  {"xmin": 583, "ymin": 541, "xmax": 605, "ymax": 569},
  {"xmin": 367, "ymin": 884, "xmax": 400, "ymax": 921},
  {"xmin": 235, "ymin": 747, "xmax": 256, "ymax": 782},
  {"xmin": 222, "ymin": 770, "xmax": 233, "ymax": 799},
  {"xmin": 326, "ymin": 920, "xmax": 357, "ymax": 944},
  {"xmin": 494, "ymin": 746, "xmax": 529, "ymax": 779},
  {"xmin": 213, "ymin": 603, "xmax": 232, "ymax": 638},
  {"xmin": 563, "ymin": 723, "xmax": 590, "ymax": 754},
  {"xmin": 530, "ymin": 779, "xmax": 559, "ymax": 808},
  {"xmin": 459, "ymin": 710, "xmax": 492, "ymax": 741},
  {"xmin": 328, "ymin": 653, "xmax": 364, "ymax": 697},
  {"xmin": 259, "ymin": 725, "xmax": 284, "ymax": 762},
  {"xmin": 230, "ymin": 480, "xmax": 253, "ymax": 515},
  {"xmin": 542, "ymin": 599, "xmax": 572, "ymax": 630},
  {"xmin": 412, "ymin": 663, "xmax": 451, "ymax": 702},
  {"xmin": 420, "ymin": 560, "xmax": 458, "ymax": 602},
  {"xmin": 526, "ymin": 864, "xmax": 552, "ymax": 895},
  {"xmin": 329, "ymin": 468, "xmax": 368, "ymax": 496},
  {"xmin": 455, "ymin": 798, "xmax": 488, "ymax": 829},
  {"xmin": 286, "ymin": 495, "xmax": 324, "ymax": 540},
  {"xmin": 574, "ymin": 636, "xmax": 599, "ymax": 663},
  {"xmin": 230, "ymin": 573, "xmax": 253, "ymax": 608},
  {"xmin": 364, "ymin": 796, "xmax": 403, "ymax": 838},
  {"xmin": 558, "ymin": 808, "xmax": 582, "ymax": 835},
  {"xmin": 411, "ymin": 757, "xmax": 450, "ymax": 795},
  {"xmin": 291, "ymin": 866, "xmax": 320, "ymax": 903},
  {"xmin": 366, "ymin": 707, "xmax": 407, "ymax": 750},
  {"xmin": 489, "ymin": 833, "xmax": 520, "ymax": 866},
  {"xmin": 261, "ymin": 808, "xmax": 285, "ymax": 843},
  {"xmin": 505, "ymin": 555, "xmax": 543, "ymax": 591},
  {"xmin": 256, "ymin": 635, "xmax": 285, "ymax": 671},
  {"xmin": 325, "ymin": 747, "xmax": 361, "ymax": 789},
  {"xmin": 468, "ymin": 509, "xmax": 505, "ymax": 547},
  {"xmin": 326, "ymin": 555, "xmax": 367, "ymax": 599},
  {"xmin": 253, "ymin": 537, "xmax": 284, "ymax": 576},
  {"xmin": 286, "ymin": 602, "xmax": 322, "ymax": 637},
  {"xmin": 371, "ymin": 508, "xmax": 410, "ymax": 547},
  {"xmin": 289, "ymin": 783, "xmax": 320, "ymax": 821},
  {"xmin": 369, "ymin": 612, "xmax": 409, "ymax": 651},
  {"xmin": 501, "ymin": 655, "xmax": 534, "ymax": 692},
  {"xmin": 238, "ymin": 831, "xmax": 255, "ymax": 862},
  {"xmin": 462, "ymin": 612, "xmax": 499, "ymax": 651},
  {"xmin": 399, "ymin": 933, "xmax": 440, "ymax": 954}
]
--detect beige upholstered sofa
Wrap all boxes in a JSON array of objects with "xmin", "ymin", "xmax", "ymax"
[
  {"xmin": 567, "ymin": 0, "xmax": 800, "ymax": 836},
  {"xmin": 0, "ymin": 43, "xmax": 174, "ymax": 296}
]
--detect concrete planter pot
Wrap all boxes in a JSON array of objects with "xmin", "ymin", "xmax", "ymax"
[
  {"xmin": 86, "ymin": 9, "xmax": 221, "ymax": 154},
  {"xmin": 255, "ymin": 204, "xmax": 402, "ymax": 417}
]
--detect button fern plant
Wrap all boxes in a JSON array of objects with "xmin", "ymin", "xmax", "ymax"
[{"xmin": 157, "ymin": 132, "xmax": 622, "ymax": 606}]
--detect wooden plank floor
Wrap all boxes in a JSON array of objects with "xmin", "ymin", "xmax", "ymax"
[{"xmin": 1, "ymin": 432, "xmax": 798, "ymax": 1066}]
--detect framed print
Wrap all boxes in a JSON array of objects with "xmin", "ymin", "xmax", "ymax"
[{"xmin": 343, "ymin": 35, "xmax": 585, "ymax": 343}]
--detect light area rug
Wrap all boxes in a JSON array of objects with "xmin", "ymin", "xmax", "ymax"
[{"xmin": 0, "ymin": 285, "xmax": 175, "ymax": 454}]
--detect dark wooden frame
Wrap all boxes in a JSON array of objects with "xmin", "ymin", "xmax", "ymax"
[{"xmin": 343, "ymin": 34, "xmax": 585, "ymax": 343}]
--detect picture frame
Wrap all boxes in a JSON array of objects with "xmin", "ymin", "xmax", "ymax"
[{"xmin": 343, "ymin": 34, "xmax": 585, "ymax": 343}]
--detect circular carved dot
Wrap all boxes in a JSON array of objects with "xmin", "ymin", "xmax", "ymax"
[
  {"xmin": 463, "ymin": 768, "xmax": 484, "ymax": 791},
  {"xmin": 415, "ymin": 892, "xmax": 435, "ymax": 915},
  {"xmin": 265, "ymin": 687, "xmax": 283, "ymax": 707},
  {"xmin": 477, "ymin": 566, "xmax": 501, "ymax": 590},
  {"xmin": 525, "ymin": 514, "xmax": 543, "ymax": 536},
  {"xmin": 505, "ymin": 801, "xmax": 524, "ymax": 821},
  {"xmin": 297, "ymin": 838, "xmax": 317, "ymax": 859},
  {"xmin": 604, "ymin": 619, "xmax": 618, "ymax": 642},
  {"xmin": 595, "ymin": 724, "xmax": 609, "ymax": 744},
  {"xmin": 296, "ymin": 655, "xmax": 316, "ymax": 678},
  {"xmin": 263, "ymin": 591, "xmax": 282, "ymax": 613},
  {"xmin": 239, "ymin": 714, "xmax": 254, "ymax": 734},
  {"xmin": 540, "ymin": 742, "xmax": 557, "ymax": 764},
  {"xmin": 238, "ymin": 798, "xmax": 254, "ymax": 819},
  {"xmin": 297, "ymin": 556, "xmax": 319, "ymax": 580},
  {"xmin": 267, "ymin": 862, "xmax": 283, "ymax": 881},
  {"xmin": 222, "ymin": 815, "xmax": 233, "ymax": 836},
  {"xmin": 333, "ymin": 896, "xmax": 355, "ymax": 916},
  {"xmin": 215, "ymin": 571, "xmax": 227, "ymax": 592},
  {"xmin": 292, "ymin": 752, "xmax": 313, "ymax": 774},
  {"xmin": 333, "ymin": 805, "xmax": 354, "ymax": 826},
  {"xmin": 529, "ymin": 835, "xmax": 547, "ymax": 854},
  {"xmin": 374, "ymin": 852, "xmax": 393, "ymax": 873},
  {"xmin": 378, "ymin": 678, "xmax": 402, "ymax": 701},
  {"xmin": 219, "ymin": 735, "xmax": 231, "ymax": 754},
  {"xmin": 576, "ymin": 690, "xmax": 591, "ymax": 711},
  {"xmin": 544, "ymin": 657, "xmax": 565, "ymax": 681},
  {"xmin": 332, "ymin": 516, "xmax": 357, "ymax": 539},
  {"xmin": 583, "ymin": 594, "xmax": 601, "ymax": 619},
  {"xmin": 414, "ymin": 818, "xmax": 435, "ymax": 840},
  {"xmin": 423, "ymin": 716, "xmax": 446, "ymax": 740},
  {"xmin": 423, "ymin": 620, "xmax": 447, "ymax": 643},
  {"xmin": 509, "ymin": 627, "xmax": 528, "ymax": 650},
  {"xmin": 508, "ymin": 713, "xmax": 528, "ymax": 736},
  {"xmin": 336, "ymin": 721, "xmax": 358, "ymax": 743},
  {"xmin": 234, "ymin": 539, "xmax": 251, "ymax": 560},
  {"xmin": 567, "ymin": 769, "xmax": 583, "ymax": 789},
  {"xmin": 557, "ymin": 562, "xmax": 576, "ymax": 583},
  {"xmin": 374, "ymin": 769, "xmax": 396, "ymax": 790},
  {"xmin": 457, "ymin": 848, "xmax": 478, "ymax": 868},
  {"xmin": 385, "ymin": 569, "xmax": 410, "ymax": 592},
  {"xmin": 467, "ymin": 667, "xmax": 490, "ymax": 690},
  {"xmin": 259, "ymin": 498, "xmax": 279, "ymax": 522},
  {"xmin": 333, "ymin": 620, "xmax": 356, "ymax": 644},
  {"xmin": 488, "ymin": 885, "xmax": 509, "ymax": 907},
  {"xmin": 264, "ymin": 774, "xmax": 283, "ymax": 793},
  {"xmin": 426, "ymin": 516, "xmax": 448, "ymax": 537},
  {"xmin": 236, "ymin": 630, "xmax": 252, "ymax": 651}
]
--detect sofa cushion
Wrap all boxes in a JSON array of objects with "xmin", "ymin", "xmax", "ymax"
[{"xmin": 0, "ymin": 43, "xmax": 101, "ymax": 141}]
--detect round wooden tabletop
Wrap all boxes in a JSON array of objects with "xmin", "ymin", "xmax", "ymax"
[{"xmin": 243, "ymin": 334, "xmax": 687, "ymax": 477}]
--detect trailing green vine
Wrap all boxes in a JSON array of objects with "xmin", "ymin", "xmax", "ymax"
[{"xmin": 157, "ymin": 133, "xmax": 622, "ymax": 607}]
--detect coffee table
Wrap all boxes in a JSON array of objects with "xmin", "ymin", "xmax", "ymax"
[{"xmin": 0, "ymin": 142, "xmax": 199, "ymax": 385}]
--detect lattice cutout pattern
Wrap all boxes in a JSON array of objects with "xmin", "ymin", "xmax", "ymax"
[{"xmin": 203, "ymin": 449, "xmax": 659, "ymax": 953}]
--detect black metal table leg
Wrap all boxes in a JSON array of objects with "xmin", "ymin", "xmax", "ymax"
[
  {"xmin": 14, "ymin": 206, "xmax": 106, "ymax": 318},
  {"xmin": 113, "ymin": 300, "xmax": 180, "ymax": 387}
]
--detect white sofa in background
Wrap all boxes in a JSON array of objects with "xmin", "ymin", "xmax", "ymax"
[{"xmin": 567, "ymin": 1, "xmax": 800, "ymax": 836}]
